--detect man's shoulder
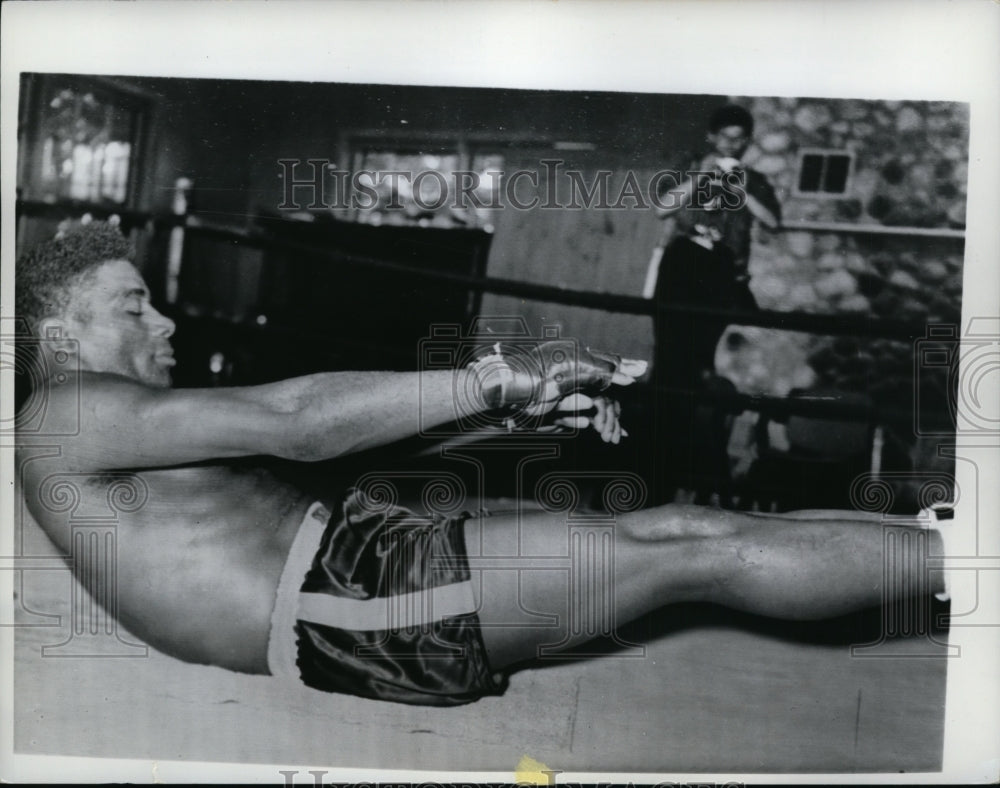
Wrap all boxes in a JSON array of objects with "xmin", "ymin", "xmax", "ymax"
[{"xmin": 16, "ymin": 371, "xmax": 151, "ymax": 439}]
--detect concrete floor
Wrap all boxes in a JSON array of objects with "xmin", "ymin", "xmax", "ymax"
[{"xmin": 13, "ymin": 514, "xmax": 948, "ymax": 776}]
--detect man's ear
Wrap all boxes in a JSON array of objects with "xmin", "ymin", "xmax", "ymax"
[{"xmin": 36, "ymin": 317, "xmax": 79, "ymax": 355}]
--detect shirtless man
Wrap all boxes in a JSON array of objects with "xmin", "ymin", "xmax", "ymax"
[{"xmin": 15, "ymin": 223, "xmax": 947, "ymax": 706}]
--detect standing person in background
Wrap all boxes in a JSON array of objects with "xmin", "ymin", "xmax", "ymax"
[{"xmin": 650, "ymin": 104, "xmax": 782, "ymax": 504}]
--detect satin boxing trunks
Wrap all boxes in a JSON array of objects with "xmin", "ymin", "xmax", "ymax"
[{"xmin": 268, "ymin": 489, "xmax": 506, "ymax": 706}]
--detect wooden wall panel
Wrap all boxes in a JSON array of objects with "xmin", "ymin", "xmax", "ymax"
[{"xmin": 481, "ymin": 150, "xmax": 665, "ymax": 360}]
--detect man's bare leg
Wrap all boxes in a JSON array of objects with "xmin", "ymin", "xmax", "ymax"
[{"xmin": 465, "ymin": 505, "xmax": 944, "ymax": 670}]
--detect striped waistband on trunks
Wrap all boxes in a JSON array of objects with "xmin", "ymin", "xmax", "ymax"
[{"xmin": 267, "ymin": 501, "xmax": 330, "ymax": 679}]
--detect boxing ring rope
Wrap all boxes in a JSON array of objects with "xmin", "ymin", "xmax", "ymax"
[
  {"xmin": 175, "ymin": 219, "xmax": 937, "ymax": 343},
  {"xmin": 167, "ymin": 217, "xmax": 955, "ymax": 429},
  {"xmin": 13, "ymin": 198, "xmax": 958, "ymax": 429},
  {"xmin": 11, "ymin": 199, "xmax": 953, "ymax": 341}
]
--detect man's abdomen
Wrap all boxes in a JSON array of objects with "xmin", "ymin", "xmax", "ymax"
[{"xmin": 76, "ymin": 466, "xmax": 312, "ymax": 674}]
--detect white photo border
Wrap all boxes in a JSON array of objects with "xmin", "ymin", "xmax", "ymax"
[{"xmin": 2, "ymin": 0, "xmax": 998, "ymax": 783}]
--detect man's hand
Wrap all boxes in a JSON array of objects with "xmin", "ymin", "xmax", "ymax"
[
  {"xmin": 470, "ymin": 340, "xmax": 647, "ymax": 415},
  {"xmin": 551, "ymin": 393, "xmax": 627, "ymax": 443},
  {"xmin": 714, "ymin": 156, "xmax": 743, "ymax": 173}
]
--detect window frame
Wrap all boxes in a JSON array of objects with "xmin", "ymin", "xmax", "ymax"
[
  {"xmin": 17, "ymin": 74, "xmax": 158, "ymax": 211},
  {"xmin": 792, "ymin": 148, "xmax": 855, "ymax": 199},
  {"xmin": 339, "ymin": 129, "xmax": 559, "ymax": 227}
]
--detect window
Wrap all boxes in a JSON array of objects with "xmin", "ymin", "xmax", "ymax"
[
  {"xmin": 344, "ymin": 134, "xmax": 504, "ymax": 229},
  {"xmin": 19, "ymin": 75, "xmax": 152, "ymax": 207},
  {"xmin": 795, "ymin": 150, "xmax": 853, "ymax": 196}
]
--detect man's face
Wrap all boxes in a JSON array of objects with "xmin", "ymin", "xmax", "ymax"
[
  {"xmin": 59, "ymin": 259, "xmax": 176, "ymax": 388},
  {"xmin": 707, "ymin": 124, "xmax": 751, "ymax": 160}
]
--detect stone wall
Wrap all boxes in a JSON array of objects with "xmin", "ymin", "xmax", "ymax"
[
  {"xmin": 737, "ymin": 97, "xmax": 968, "ymax": 228},
  {"xmin": 714, "ymin": 96, "xmax": 968, "ymax": 492}
]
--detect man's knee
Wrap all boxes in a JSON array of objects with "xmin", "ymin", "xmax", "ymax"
[{"xmin": 617, "ymin": 503, "xmax": 741, "ymax": 544}]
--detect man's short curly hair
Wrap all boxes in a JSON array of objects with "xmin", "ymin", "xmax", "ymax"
[
  {"xmin": 16, "ymin": 222, "xmax": 134, "ymax": 335},
  {"xmin": 708, "ymin": 104, "xmax": 754, "ymax": 136}
]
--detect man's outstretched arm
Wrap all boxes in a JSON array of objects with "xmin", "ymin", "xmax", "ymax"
[
  {"xmin": 26, "ymin": 368, "xmax": 482, "ymax": 472},
  {"xmin": 28, "ymin": 345, "xmax": 645, "ymax": 472}
]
